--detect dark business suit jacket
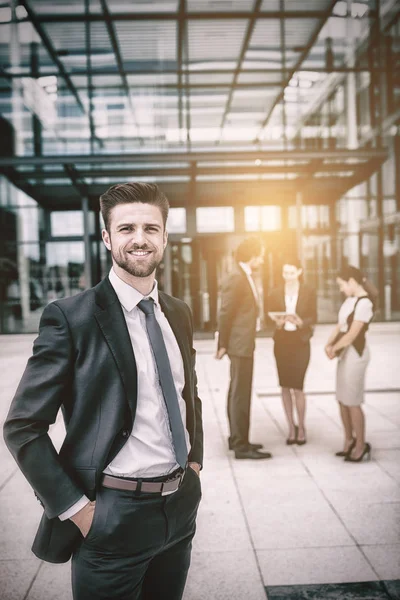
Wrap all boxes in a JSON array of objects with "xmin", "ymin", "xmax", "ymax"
[
  {"xmin": 217, "ymin": 264, "xmax": 258, "ymax": 358},
  {"xmin": 267, "ymin": 283, "xmax": 317, "ymax": 342},
  {"xmin": 3, "ymin": 277, "xmax": 203, "ymax": 564}
]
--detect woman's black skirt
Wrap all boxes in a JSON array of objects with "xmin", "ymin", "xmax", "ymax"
[{"xmin": 273, "ymin": 330, "xmax": 311, "ymax": 391}]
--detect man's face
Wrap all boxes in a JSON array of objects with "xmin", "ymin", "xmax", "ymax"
[
  {"xmin": 102, "ymin": 202, "xmax": 167, "ymax": 279},
  {"xmin": 249, "ymin": 247, "xmax": 265, "ymax": 271}
]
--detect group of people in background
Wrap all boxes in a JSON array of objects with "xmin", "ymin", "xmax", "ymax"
[{"xmin": 216, "ymin": 237, "xmax": 376, "ymax": 464}]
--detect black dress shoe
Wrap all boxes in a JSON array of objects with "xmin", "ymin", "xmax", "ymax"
[
  {"xmin": 249, "ymin": 443, "xmax": 263, "ymax": 450},
  {"xmin": 234, "ymin": 448, "xmax": 272, "ymax": 460},
  {"xmin": 228, "ymin": 439, "xmax": 263, "ymax": 451}
]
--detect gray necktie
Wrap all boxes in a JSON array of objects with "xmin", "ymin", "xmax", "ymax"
[{"xmin": 137, "ymin": 298, "xmax": 188, "ymax": 469}]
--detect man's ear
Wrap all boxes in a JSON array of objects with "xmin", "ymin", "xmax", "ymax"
[
  {"xmin": 102, "ymin": 229, "xmax": 111, "ymax": 251},
  {"xmin": 163, "ymin": 229, "xmax": 168, "ymax": 249}
]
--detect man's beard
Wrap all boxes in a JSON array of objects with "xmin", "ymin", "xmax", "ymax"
[{"xmin": 111, "ymin": 245, "xmax": 163, "ymax": 278}]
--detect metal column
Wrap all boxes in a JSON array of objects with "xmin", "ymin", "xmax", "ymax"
[
  {"xmin": 345, "ymin": 0, "xmax": 361, "ymax": 268},
  {"xmin": 162, "ymin": 244, "xmax": 172, "ymax": 295},
  {"xmin": 296, "ymin": 191, "xmax": 304, "ymax": 267},
  {"xmin": 82, "ymin": 196, "xmax": 92, "ymax": 289}
]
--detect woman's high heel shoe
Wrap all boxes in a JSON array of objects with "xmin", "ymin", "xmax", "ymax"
[
  {"xmin": 296, "ymin": 429, "xmax": 307, "ymax": 446},
  {"xmin": 335, "ymin": 438, "xmax": 356, "ymax": 457},
  {"xmin": 344, "ymin": 443, "xmax": 371, "ymax": 462},
  {"xmin": 286, "ymin": 426, "xmax": 298, "ymax": 445}
]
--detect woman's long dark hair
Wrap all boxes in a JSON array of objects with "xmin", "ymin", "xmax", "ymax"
[{"xmin": 338, "ymin": 265, "xmax": 378, "ymax": 306}]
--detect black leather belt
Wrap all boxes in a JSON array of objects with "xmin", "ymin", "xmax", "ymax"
[{"xmin": 102, "ymin": 470, "xmax": 185, "ymax": 496}]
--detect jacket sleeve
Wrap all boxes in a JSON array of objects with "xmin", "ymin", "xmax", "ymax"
[
  {"xmin": 3, "ymin": 302, "xmax": 85, "ymax": 519},
  {"xmin": 266, "ymin": 288, "xmax": 281, "ymax": 324},
  {"xmin": 217, "ymin": 272, "xmax": 242, "ymax": 350},
  {"xmin": 300, "ymin": 287, "xmax": 317, "ymax": 329},
  {"xmin": 186, "ymin": 306, "xmax": 203, "ymax": 468}
]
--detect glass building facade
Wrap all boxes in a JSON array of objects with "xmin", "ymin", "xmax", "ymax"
[{"xmin": 0, "ymin": 0, "xmax": 399, "ymax": 332}]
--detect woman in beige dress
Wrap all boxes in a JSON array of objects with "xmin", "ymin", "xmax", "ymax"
[{"xmin": 325, "ymin": 266, "xmax": 375, "ymax": 462}]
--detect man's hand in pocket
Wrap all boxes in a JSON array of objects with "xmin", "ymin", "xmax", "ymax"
[{"xmin": 70, "ymin": 500, "xmax": 96, "ymax": 537}]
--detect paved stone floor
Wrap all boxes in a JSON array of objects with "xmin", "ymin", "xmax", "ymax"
[{"xmin": 1, "ymin": 323, "xmax": 399, "ymax": 600}]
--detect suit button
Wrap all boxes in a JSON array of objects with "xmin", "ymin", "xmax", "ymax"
[{"xmin": 122, "ymin": 429, "xmax": 129, "ymax": 438}]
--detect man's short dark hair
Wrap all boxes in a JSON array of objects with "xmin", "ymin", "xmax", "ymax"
[
  {"xmin": 100, "ymin": 182, "xmax": 169, "ymax": 231},
  {"xmin": 235, "ymin": 236, "xmax": 263, "ymax": 263}
]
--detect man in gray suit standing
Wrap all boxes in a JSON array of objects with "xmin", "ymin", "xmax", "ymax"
[
  {"xmin": 4, "ymin": 182, "xmax": 203, "ymax": 600},
  {"xmin": 216, "ymin": 237, "xmax": 272, "ymax": 460}
]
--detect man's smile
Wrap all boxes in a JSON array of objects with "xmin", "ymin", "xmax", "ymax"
[{"xmin": 128, "ymin": 250, "xmax": 152, "ymax": 257}]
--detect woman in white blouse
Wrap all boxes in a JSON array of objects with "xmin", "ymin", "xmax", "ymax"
[
  {"xmin": 268, "ymin": 261, "xmax": 317, "ymax": 446},
  {"xmin": 325, "ymin": 266, "xmax": 375, "ymax": 462}
]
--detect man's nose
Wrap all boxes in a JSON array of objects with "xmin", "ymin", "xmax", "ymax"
[{"xmin": 131, "ymin": 228, "xmax": 146, "ymax": 245}]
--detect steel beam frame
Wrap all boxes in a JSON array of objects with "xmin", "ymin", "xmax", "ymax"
[
  {"xmin": 25, "ymin": 11, "xmax": 336, "ymax": 23},
  {"xmin": 0, "ymin": 148, "xmax": 387, "ymax": 167},
  {"xmin": 99, "ymin": 0, "xmax": 143, "ymax": 145},
  {"xmin": 20, "ymin": 0, "xmax": 86, "ymax": 115},
  {"xmin": 1, "ymin": 67, "xmax": 391, "ymax": 80},
  {"xmin": 9, "ymin": 161, "xmax": 372, "ymax": 181},
  {"xmin": 255, "ymin": 0, "xmax": 337, "ymax": 142},
  {"xmin": 217, "ymin": 0, "xmax": 263, "ymax": 138}
]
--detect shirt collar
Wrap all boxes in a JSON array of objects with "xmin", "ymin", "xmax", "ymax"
[
  {"xmin": 108, "ymin": 267, "xmax": 159, "ymax": 312},
  {"xmin": 239, "ymin": 261, "xmax": 252, "ymax": 276}
]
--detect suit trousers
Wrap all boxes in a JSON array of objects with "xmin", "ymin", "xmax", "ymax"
[
  {"xmin": 71, "ymin": 467, "xmax": 202, "ymax": 600},
  {"xmin": 227, "ymin": 354, "xmax": 254, "ymax": 451}
]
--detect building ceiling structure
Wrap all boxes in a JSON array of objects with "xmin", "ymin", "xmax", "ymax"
[{"xmin": 0, "ymin": 0, "xmax": 397, "ymax": 209}]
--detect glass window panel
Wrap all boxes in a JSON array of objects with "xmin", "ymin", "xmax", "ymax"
[
  {"xmin": 167, "ymin": 208, "xmax": 186, "ymax": 234},
  {"xmin": 196, "ymin": 207, "xmax": 234, "ymax": 233},
  {"xmin": 245, "ymin": 206, "xmax": 281, "ymax": 231},
  {"xmin": 46, "ymin": 241, "xmax": 84, "ymax": 267},
  {"xmin": 51, "ymin": 211, "xmax": 84, "ymax": 236}
]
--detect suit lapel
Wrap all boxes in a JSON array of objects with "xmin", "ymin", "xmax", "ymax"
[
  {"xmin": 158, "ymin": 292, "xmax": 191, "ymax": 394},
  {"xmin": 94, "ymin": 278, "xmax": 138, "ymax": 419},
  {"xmin": 295, "ymin": 284, "xmax": 305, "ymax": 316},
  {"xmin": 278, "ymin": 287, "xmax": 286, "ymax": 311},
  {"xmin": 238, "ymin": 265, "xmax": 258, "ymax": 307}
]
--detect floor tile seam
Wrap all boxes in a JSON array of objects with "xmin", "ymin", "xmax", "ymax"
[
  {"xmin": 255, "ymin": 544, "xmax": 368, "ymax": 551},
  {"xmin": 202, "ymin": 359, "xmax": 268, "ymax": 600},
  {"xmin": 372, "ymin": 458, "xmax": 400, "ymax": 487},
  {"xmin": 0, "ymin": 468, "xmax": 19, "ymax": 494},
  {"xmin": 359, "ymin": 500, "xmax": 400, "ymax": 506},
  {"xmin": 257, "ymin": 388, "xmax": 400, "ymax": 398},
  {"xmin": 191, "ymin": 549, "xmax": 268, "ymax": 555},
  {"xmin": 258, "ymin": 400, "xmax": 385, "ymax": 581},
  {"xmin": 0, "ymin": 558, "xmax": 40, "ymax": 563},
  {"xmin": 360, "ymin": 543, "xmax": 400, "ymax": 548},
  {"xmin": 258, "ymin": 398, "xmax": 312, "ymax": 469},
  {"xmin": 301, "ymin": 398, "xmax": 345, "ymax": 436},
  {"xmin": 22, "ymin": 561, "xmax": 44, "ymax": 600},
  {"xmin": 364, "ymin": 402, "xmax": 400, "ymax": 430}
]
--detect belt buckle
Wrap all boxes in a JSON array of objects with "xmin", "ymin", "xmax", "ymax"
[{"xmin": 161, "ymin": 473, "xmax": 183, "ymax": 496}]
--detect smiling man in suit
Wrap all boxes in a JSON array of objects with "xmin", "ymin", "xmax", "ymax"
[
  {"xmin": 3, "ymin": 182, "xmax": 203, "ymax": 600},
  {"xmin": 215, "ymin": 236, "xmax": 272, "ymax": 460}
]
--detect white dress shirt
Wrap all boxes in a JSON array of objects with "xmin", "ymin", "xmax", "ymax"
[
  {"xmin": 284, "ymin": 292, "xmax": 299, "ymax": 331},
  {"xmin": 59, "ymin": 268, "xmax": 190, "ymax": 520},
  {"xmin": 338, "ymin": 296, "xmax": 374, "ymax": 332},
  {"xmin": 239, "ymin": 262, "xmax": 261, "ymax": 332}
]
